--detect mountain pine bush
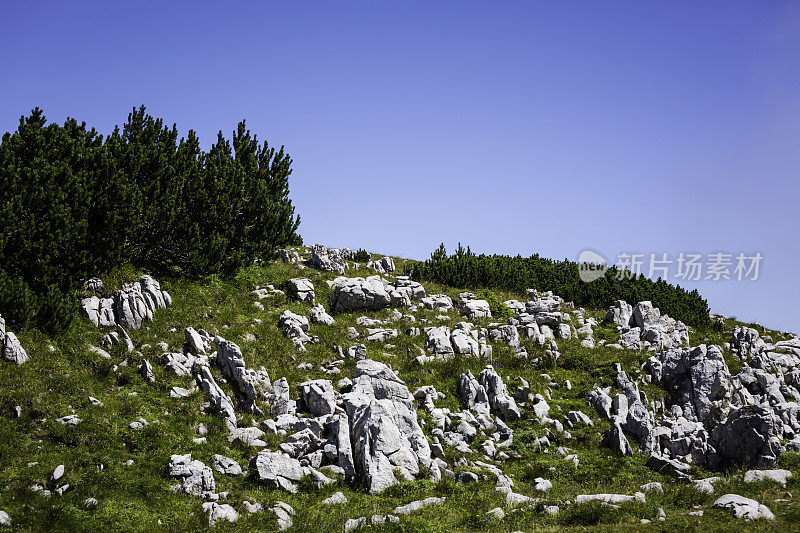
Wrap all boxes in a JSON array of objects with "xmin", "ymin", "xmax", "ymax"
[
  {"xmin": 407, "ymin": 244, "xmax": 712, "ymax": 329},
  {"xmin": 0, "ymin": 107, "xmax": 301, "ymax": 333}
]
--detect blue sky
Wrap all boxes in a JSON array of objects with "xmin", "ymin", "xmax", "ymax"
[{"xmin": 2, "ymin": 2, "xmax": 799, "ymax": 331}]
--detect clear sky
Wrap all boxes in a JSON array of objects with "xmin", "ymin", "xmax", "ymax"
[{"xmin": 2, "ymin": 2, "xmax": 799, "ymax": 332}]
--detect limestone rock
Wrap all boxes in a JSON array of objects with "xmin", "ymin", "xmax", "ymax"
[
  {"xmin": 713, "ymin": 494, "xmax": 774, "ymax": 520},
  {"xmin": 211, "ymin": 454, "xmax": 243, "ymax": 476},
  {"xmin": 330, "ymin": 276, "xmax": 391, "ymax": 313},
  {"xmin": 393, "ymin": 497, "xmax": 445, "ymax": 515},
  {"xmin": 309, "ymin": 305, "xmax": 335, "ymax": 326},
  {"xmin": 216, "ymin": 340, "xmax": 270, "ymax": 415},
  {"xmin": 250, "ymin": 451, "xmax": 304, "ymax": 492},
  {"xmin": 711, "ymin": 404, "xmax": 781, "ymax": 468},
  {"xmin": 743, "ymin": 469, "xmax": 792, "ymax": 486},
  {"xmin": 2, "ymin": 332, "xmax": 28, "ymax": 365},
  {"xmin": 478, "ymin": 365, "xmax": 520, "ymax": 422},
  {"xmin": 167, "ymin": 454, "xmax": 216, "ymax": 497},
  {"xmin": 286, "ymin": 278, "xmax": 315, "ymax": 303},
  {"xmin": 202, "ymin": 502, "xmax": 238, "ymax": 527},
  {"xmin": 343, "ymin": 359, "xmax": 432, "ymax": 493}
]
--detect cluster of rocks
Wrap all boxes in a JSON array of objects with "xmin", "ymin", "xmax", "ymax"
[
  {"xmin": 588, "ymin": 336, "xmax": 798, "ymax": 477},
  {"xmin": 605, "ymin": 300, "xmax": 689, "ymax": 351},
  {"xmin": 500, "ymin": 290, "xmax": 577, "ymax": 344},
  {"xmin": 366, "ymin": 256, "xmax": 395, "ymax": 274},
  {"xmin": 278, "ymin": 310, "xmax": 319, "ymax": 352},
  {"xmin": 306, "ymin": 244, "xmax": 349, "ymax": 274},
  {"xmin": 0, "ymin": 313, "xmax": 28, "ymax": 365},
  {"xmin": 421, "ymin": 323, "xmax": 488, "ymax": 361},
  {"xmin": 328, "ymin": 275, "xmax": 425, "ymax": 313},
  {"xmin": 253, "ymin": 359, "xmax": 434, "ymax": 494},
  {"xmin": 285, "ymin": 277, "xmax": 315, "ymax": 303},
  {"xmin": 279, "ymin": 248, "xmax": 301, "ymax": 264},
  {"xmin": 252, "ymin": 284, "xmax": 284, "ymax": 304},
  {"xmin": 80, "ymin": 275, "xmax": 172, "ymax": 330}
]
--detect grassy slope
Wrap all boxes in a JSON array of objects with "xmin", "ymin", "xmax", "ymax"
[{"xmin": 0, "ymin": 249, "xmax": 798, "ymax": 532}]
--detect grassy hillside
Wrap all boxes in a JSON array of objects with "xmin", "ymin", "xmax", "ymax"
[{"xmin": 0, "ymin": 249, "xmax": 797, "ymax": 532}]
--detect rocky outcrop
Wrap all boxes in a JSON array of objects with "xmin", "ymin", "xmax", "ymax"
[
  {"xmin": 330, "ymin": 277, "xmax": 391, "ymax": 313},
  {"xmin": 307, "ymin": 244, "xmax": 347, "ymax": 274},
  {"xmin": 478, "ymin": 365, "xmax": 521, "ymax": 422},
  {"xmin": 216, "ymin": 340, "xmax": 271, "ymax": 415},
  {"xmin": 167, "ymin": 454, "xmax": 216, "ymax": 497},
  {"xmin": 343, "ymin": 360, "xmax": 432, "ymax": 493},
  {"xmin": 368, "ymin": 257, "xmax": 395, "ymax": 274},
  {"xmin": 278, "ymin": 310, "xmax": 316, "ymax": 351},
  {"xmin": 250, "ymin": 451, "xmax": 304, "ymax": 492},
  {"xmin": 605, "ymin": 300, "xmax": 688, "ymax": 351},
  {"xmin": 1, "ymin": 327, "xmax": 28, "ymax": 365},
  {"xmin": 329, "ymin": 275, "xmax": 425, "ymax": 313},
  {"xmin": 711, "ymin": 405, "xmax": 782, "ymax": 468},
  {"xmin": 81, "ymin": 275, "xmax": 171, "ymax": 330},
  {"xmin": 457, "ymin": 293, "xmax": 491, "ymax": 319},
  {"xmin": 420, "ymin": 294, "xmax": 454, "ymax": 312},
  {"xmin": 286, "ymin": 278, "xmax": 315, "ymax": 303},
  {"xmin": 195, "ymin": 365, "xmax": 237, "ymax": 427},
  {"xmin": 646, "ymin": 345, "xmax": 733, "ymax": 427}
]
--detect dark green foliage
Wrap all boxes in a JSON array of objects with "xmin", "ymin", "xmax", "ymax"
[
  {"xmin": 0, "ymin": 107, "xmax": 301, "ymax": 332},
  {"xmin": 475, "ymin": 289, "xmax": 513, "ymax": 319},
  {"xmin": 353, "ymin": 248, "xmax": 371, "ymax": 262},
  {"xmin": 407, "ymin": 243, "xmax": 712, "ymax": 329}
]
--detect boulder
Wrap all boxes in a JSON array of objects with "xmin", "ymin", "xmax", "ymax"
[
  {"xmin": 713, "ymin": 494, "xmax": 774, "ymax": 520},
  {"xmin": 309, "ymin": 305, "xmax": 335, "ymax": 326},
  {"xmin": 605, "ymin": 300, "xmax": 633, "ymax": 326},
  {"xmin": 458, "ymin": 293, "xmax": 491, "ymax": 319},
  {"xmin": 604, "ymin": 421, "xmax": 632, "ymax": 455},
  {"xmin": 167, "ymin": 454, "xmax": 216, "ymax": 496},
  {"xmin": 2, "ymin": 332, "xmax": 28, "ymax": 365},
  {"xmin": 368, "ymin": 257, "xmax": 395, "ymax": 274},
  {"xmin": 425, "ymin": 326, "xmax": 454, "ymax": 357},
  {"xmin": 216, "ymin": 340, "xmax": 270, "ymax": 415},
  {"xmin": 299, "ymin": 379, "xmax": 337, "ymax": 416},
  {"xmin": 202, "ymin": 502, "xmax": 238, "ymax": 527},
  {"xmin": 420, "ymin": 294, "xmax": 454, "ymax": 312},
  {"xmin": 307, "ymin": 244, "xmax": 346, "ymax": 274},
  {"xmin": 743, "ymin": 469, "xmax": 792, "ymax": 486},
  {"xmin": 711, "ymin": 405, "xmax": 781, "ymax": 468},
  {"xmin": 343, "ymin": 360, "xmax": 432, "ymax": 493},
  {"xmin": 211, "ymin": 454, "xmax": 243, "ymax": 476},
  {"xmin": 330, "ymin": 277, "xmax": 391, "ymax": 313},
  {"xmin": 195, "ymin": 366, "xmax": 237, "ymax": 427},
  {"xmin": 393, "ymin": 497, "xmax": 445, "ymax": 515},
  {"xmin": 478, "ymin": 365, "xmax": 520, "ymax": 422},
  {"xmin": 286, "ymin": 278, "xmax": 315, "ymax": 303},
  {"xmin": 185, "ymin": 327, "xmax": 206, "ymax": 355},
  {"xmin": 279, "ymin": 249, "xmax": 301, "ymax": 264},
  {"xmin": 250, "ymin": 451, "xmax": 304, "ymax": 492},
  {"xmin": 271, "ymin": 501, "xmax": 294, "ymax": 530},
  {"xmin": 646, "ymin": 345, "xmax": 733, "ymax": 427},
  {"xmin": 271, "ymin": 378, "xmax": 291, "ymax": 417},
  {"xmin": 457, "ymin": 370, "xmax": 491, "ymax": 417}
]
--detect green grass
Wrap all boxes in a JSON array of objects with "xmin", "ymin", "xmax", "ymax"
[{"xmin": 0, "ymin": 250, "xmax": 798, "ymax": 531}]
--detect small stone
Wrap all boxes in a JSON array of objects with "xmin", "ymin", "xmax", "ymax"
[
  {"xmin": 51, "ymin": 464, "xmax": 65, "ymax": 482},
  {"xmin": 486, "ymin": 507, "xmax": 505, "ymax": 520},
  {"xmin": 322, "ymin": 491, "xmax": 348, "ymax": 505}
]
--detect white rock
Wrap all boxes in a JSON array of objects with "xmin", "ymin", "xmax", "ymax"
[
  {"xmin": 322, "ymin": 491, "xmax": 348, "ymax": 505},
  {"xmin": 743, "ymin": 469, "xmax": 792, "ymax": 486}
]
